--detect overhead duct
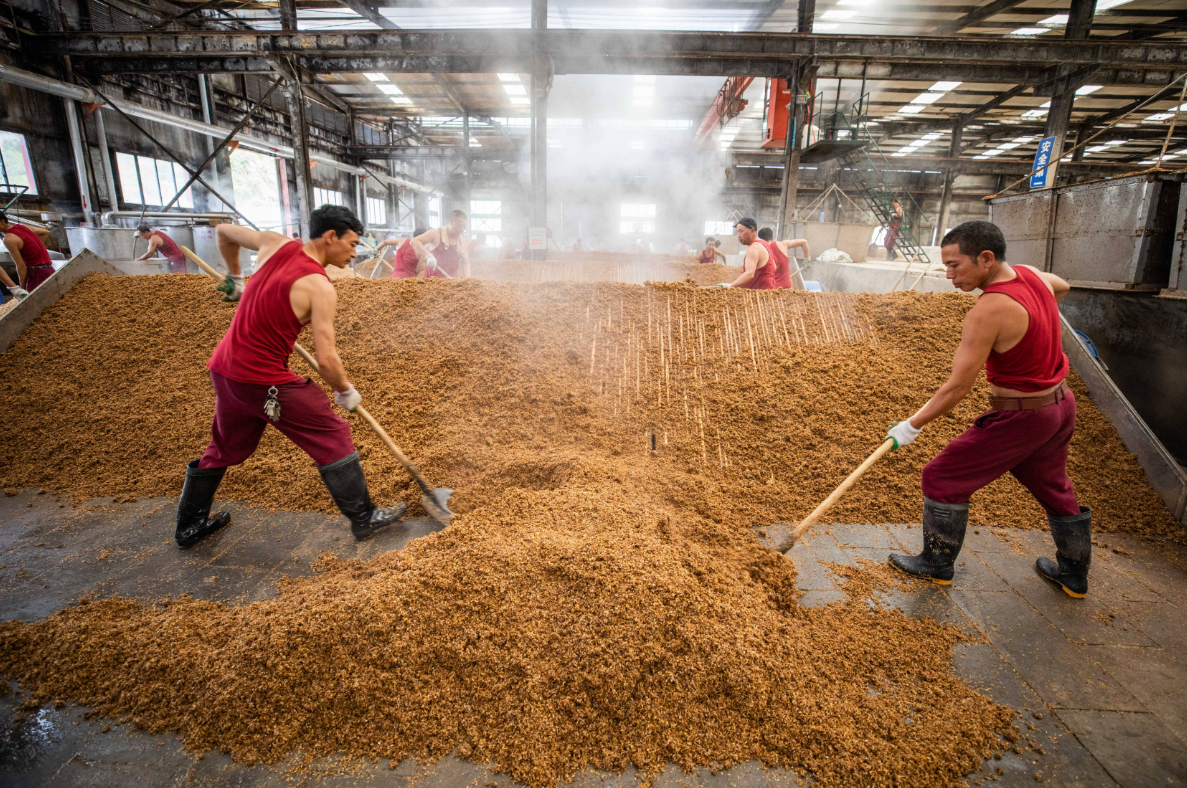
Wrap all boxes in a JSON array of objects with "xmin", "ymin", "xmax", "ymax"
[{"xmin": 0, "ymin": 63, "xmax": 440, "ymax": 196}]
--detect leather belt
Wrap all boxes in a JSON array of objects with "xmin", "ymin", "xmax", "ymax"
[{"xmin": 989, "ymin": 382, "xmax": 1070, "ymax": 411}]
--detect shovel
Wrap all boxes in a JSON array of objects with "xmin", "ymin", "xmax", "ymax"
[
  {"xmin": 181, "ymin": 245, "xmax": 454, "ymax": 526},
  {"xmin": 773, "ymin": 438, "xmax": 894, "ymax": 553}
]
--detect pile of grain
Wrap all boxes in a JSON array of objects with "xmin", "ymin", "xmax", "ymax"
[
  {"xmin": 0, "ymin": 275, "xmax": 1177, "ymax": 540},
  {"xmin": 3, "ymin": 274, "xmax": 1177, "ymax": 785}
]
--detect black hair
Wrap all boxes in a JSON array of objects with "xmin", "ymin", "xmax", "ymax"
[
  {"xmin": 757, "ymin": 227, "xmax": 774, "ymax": 241},
  {"xmin": 137, "ymin": 225, "xmax": 151, "ymax": 234},
  {"xmin": 0, "ymin": 211, "xmax": 8, "ymax": 224},
  {"xmin": 310, "ymin": 204, "xmax": 364, "ymax": 240},
  {"xmin": 713, "ymin": 240, "xmax": 721, "ymax": 248},
  {"xmin": 736, "ymin": 217, "xmax": 758, "ymax": 231},
  {"xmin": 941, "ymin": 220, "xmax": 1007, "ymax": 263},
  {"xmin": 450, "ymin": 209, "xmax": 467, "ymax": 221},
  {"xmin": 413, "ymin": 227, "xmax": 427, "ymax": 238},
  {"xmin": 705, "ymin": 236, "xmax": 715, "ymax": 244}
]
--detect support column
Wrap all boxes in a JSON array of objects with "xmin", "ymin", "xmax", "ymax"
[
  {"xmin": 93, "ymin": 108, "xmax": 119, "ymax": 213},
  {"xmin": 1042, "ymin": 0, "xmax": 1096, "ymax": 186},
  {"xmin": 285, "ymin": 78, "xmax": 313, "ymax": 237},
  {"xmin": 935, "ymin": 119, "xmax": 963, "ymax": 242},
  {"xmin": 463, "ymin": 112, "xmax": 472, "ymax": 218},
  {"xmin": 278, "ymin": 0, "xmax": 297, "ymax": 29},
  {"xmin": 777, "ymin": 65, "xmax": 812, "ymax": 240},
  {"xmin": 63, "ymin": 98, "xmax": 94, "ymax": 225},
  {"xmin": 530, "ymin": 0, "xmax": 548, "ymax": 259}
]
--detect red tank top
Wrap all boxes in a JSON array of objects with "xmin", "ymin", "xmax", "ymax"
[
  {"xmin": 768, "ymin": 242, "xmax": 792, "ymax": 289},
  {"xmin": 7, "ymin": 224, "xmax": 52, "ymax": 268},
  {"xmin": 423, "ymin": 228, "xmax": 460, "ymax": 278},
  {"xmin": 207, "ymin": 241, "xmax": 328, "ymax": 385},
  {"xmin": 981, "ymin": 265, "xmax": 1069, "ymax": 392},
  {"xmin": 152, "ymin": 231, "xmax": 184, "ymax": 265},
  {"xmin": 737, "ymin": 240, "xmax": 778, "ymax": 290},
  {"xmin": 699, "ymin": 247, "xmax": 717, "ymax": 264},
  {"xmin": 392, "ymin": 240, "xmax": 418, "ymax": 279}
]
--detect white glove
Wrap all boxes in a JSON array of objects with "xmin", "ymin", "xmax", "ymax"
[
  {"xmin": 717, "ymin": 282, "xmax": 731, "ymax": 288},
  {"xmin": 10, "ymin": 287, "xmax": 28, "ymax": 300},
  {"xmin": 425, "ymin": 254, "xmax": 438, "ymax": 271},
  {"xmin": 334, "ymin": 385, "xmax": 362, "ymax": 413},
  {"xmin": 886, "ymin": 419, "xmax": 922, "ymax": 450}
]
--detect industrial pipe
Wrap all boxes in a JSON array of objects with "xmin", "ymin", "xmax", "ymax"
[
  {"xmin": 102, "ymin": 210, "xmax": 238, "ymax": 226},
  {"xmin": 0, "ymin": 63, "xmax": 442, "ymax": 196}
]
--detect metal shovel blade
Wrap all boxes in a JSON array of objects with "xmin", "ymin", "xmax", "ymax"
[{"xmin": 421, "ymin": 488, "xmax": 454, "ymax": 526}]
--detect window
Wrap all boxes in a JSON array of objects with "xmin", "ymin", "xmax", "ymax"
[
  {"xmin": 366, "ymin": 196, "xmax": 386, "ymax": 226},
  {"xmin": 428, "ymin": 196, "xmax": 441, "ymax": 228},
  {"xmin": 470, "ymin": 199, "xmax": 502, "ymax": 233},
  {"xmin": 704, "ymin": 220, "xmax": 735, "ymax": 236},
  {"xmin": 228, "ymin": 149, "xmax": 282, "ymax": 231},
  {"xmin": 620, "ymin": 203, "xmax": 656, "ymax": 234},
  {"xmin": 116, "ymin": 152, "xmax": 193, "ymax": 209},
  {"xmin": 313, "ymin": 187, "xmax": 344, "ymax": 208},
  {"xmin": 0, "ymin": 131, "xmax": 37, "ymax": 196}
]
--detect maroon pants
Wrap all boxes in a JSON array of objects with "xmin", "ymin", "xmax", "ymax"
[
  {"xmin": 25, "ymin": 264, "xmax": 54, "ymax": 291},
  {"xmin": 165, "ymin": 256, "xmax": 188, "ymax": 274},
  {"xmin": 922, "ymin": 387, "xmax": 1080, "ymax": 517},
  {"xmin": 198, "ymin": 371, "xmax": 355, "ymax": 469}
]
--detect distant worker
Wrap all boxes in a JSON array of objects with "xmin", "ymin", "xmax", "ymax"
[
  {"xmin": 468, "ymin": 232, "xmax": 487, "ymax": 263},
  {"xmin": 0, "ymin": 211, "xmax": 53, "ymax": 294},
  {"xmin": 176, "ymin": 204, "xmax": 407, "ymax": 549},
  {"xmin": 884, "ymin": 198, "xmax": 905, "ymax": 260},
  {"xmin": 499, "ymin": 235, "xmax": 517, "ymax": 260},
  {"xmin": 886, "ymin": 221, "xmax": 1090, "ymax": 597},
  {"xmin": 674, "ymin": 240, "xmax": 690, "ymax": 256},
  {"xmin": 567, "ymin": 238, "xmax": 583, "ymax": 252},
  {"xmin": 414, "ymin": 210, "xmax": 469, "ymax": 278},
  {"xmin": 699, "ymin": 237, "xmax": 726, "ymax": 264},
  {"xmin": 377, "ymin": 228, "xmax": 424, "ymax": 279},
  {"xmin": 712, "ymin": 218, "xmax": 775, "ymax": 289},
  {"xmin": 135, "ymin": 225, "xmax": 187, "ymax": 273},
  {"xmin": 758, "ymin": 227, "xmax": 810, "ymax": 289}
]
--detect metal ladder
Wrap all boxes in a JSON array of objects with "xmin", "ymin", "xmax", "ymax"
[{"xmin": 843, "ymin": 139, "xmax": 932, "ymax": 272}]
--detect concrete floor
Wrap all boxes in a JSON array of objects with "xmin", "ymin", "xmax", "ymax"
[{"xmin": 1, "ymin": 490, "xmax": 1186, "ymax": 787}]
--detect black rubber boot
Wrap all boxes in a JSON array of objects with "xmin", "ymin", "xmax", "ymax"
[
  {"xmin": 888, "ymin": 498, "xmax": 968, "ymax": 585},
  {"xmin": 318, "ymin": 452, "xmax": 408, "ymax": 541},
  {"xmin": 176, "ymin": 461, "xmax": 232, "ymax": 548},
  {"xmin": 1036, "ymin": 506, "xmax": 1092, "ymax": 598}
]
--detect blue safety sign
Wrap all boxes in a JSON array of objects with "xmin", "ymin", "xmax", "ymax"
[{"xmin": 1030, "ymin": 136, "xmax": 1056, "ymax": 189}]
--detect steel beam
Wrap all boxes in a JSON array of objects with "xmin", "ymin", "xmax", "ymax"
[{"xmin": 46, "ymin": 30, "xmax": 1187, "ymax": 73}]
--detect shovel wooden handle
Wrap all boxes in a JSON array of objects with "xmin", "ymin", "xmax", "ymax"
[
  {"xmin": 775, "ymin": 438, "xmax": 895, "ymax": 553},
  {"xmin": 181, "ymin": 245, "xmax": 437, "ymax": 497}
]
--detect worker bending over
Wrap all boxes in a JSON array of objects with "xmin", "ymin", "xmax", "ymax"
[
  {"xmin": 0, "ymin": 212, "xmax": 53, "ymax": 295},
  {"xmin": 176, "ymin": 204, "xmax": 406, "ymax": 549},
  {"xmin": 375, "ymin": 228, "xmax": 423, "ymax": 279},
  {"xmin": 135, "ymin": 225, "xmax": 187, "ymax": 273},
  {"xmin": 698, "ymin": 237, "xmax": 727, "ymax": 265},
  {"xmin": 886, "ymin": 221, "xmax": 1090, "ymax": 597},
  {"xmin": 758, "ymin": 227, "xmax": 809, "ymax": 289},
  {"xmin": 714, "ymin": 218, "xmax": 776, "ymax": 290},
  {"xmin": 393, "ymin": 210, "xmax": 470, "ymax": 278}
]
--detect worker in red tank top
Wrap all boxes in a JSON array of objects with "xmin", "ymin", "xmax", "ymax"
[
  {"xmin": 175, "ymin": 205, "xmax": 407, "ymax": 549},
  {"xmin": 0, "ymin": 211, "xmax": 54, "ymax": 294},
  {"xmin": 883, "ymin": 221, "xmax": 1091, "ymax": 598},
  {"xmin": 715, "ymin": 218, "xmax": 776, "ymax": 290},
  {"xmin": 758, "ymin": 227, "xmax": 809, "ymax": 289},
  {"xmin": 699, "ymin": 237, "xmax": 726, "ymax": 265},
  {"xmin": 375, "ymin": 229, "xmax": 424, "ymax": 279},
  {"xmin": 418, "ymin": 209, "xmax": 470, "ymax": 279},
  {"xmin": 135, "ymin": 225, "xmax": 188, "ymax": 273}
]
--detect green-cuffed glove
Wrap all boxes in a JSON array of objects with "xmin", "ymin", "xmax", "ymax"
[
  {"xmin": 216, "ymin": 274, "xmax": 245, "ymax": 302},
  {"xmin": 886, "ymin": 419, "xmax": 921, "ymax": 450}
]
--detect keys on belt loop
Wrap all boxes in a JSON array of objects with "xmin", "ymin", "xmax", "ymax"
[{"xmin": 264, "ymin": 386, "xmax": 281, "ymax": 423}]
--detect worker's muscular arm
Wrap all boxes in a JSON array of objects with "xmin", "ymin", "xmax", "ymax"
[
  {"xmin": 216, "ymin": 223, "xmax": 290, "ymax": 274},
  {"xmin": 136, "ymin": 236, "xmax": 162, "ymax": 261},
  {"xmin": 410, "ymin": 228, "xmax": 439, "ymax": 271},
  {"xmin": 728, "ymin": 246, "xmax": 763, "ymax": 288},
  {"xmin": 1020, "ymin": 265, "xmax": 1071, "ymax": 303},
  {"xmin": 296, "ymin": 275, "xmax": 351, "ymax": 394},
  {"xmin": 714, "ymin": 248, "xmax": 727, "ymax": 263},
  {"xmin": 907, "ymin": 300, "xmax": 1000, "ymax": 429},
  {"xmin": 782, "ymin": 239, "xmax": 810, "ymax": 259},
  {"xmin": 4, "ymin": 234, "xmax": 25, "ymax": 287}
]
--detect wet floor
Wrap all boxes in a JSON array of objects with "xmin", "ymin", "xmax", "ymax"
[{"xmin": 1, "ymin": 489, "xmax": 1186, "ymax": 787}]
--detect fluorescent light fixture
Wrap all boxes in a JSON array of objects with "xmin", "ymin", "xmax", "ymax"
[
  {"xmin": 1076, "ymin": 85, "xmax": 1102, "ymax": 95},
  {"xmin": 911, "ymin": 92, "xmax": 943, "ymax": 105},
  {"xmin": 821, "ymin": 9, "xmax": 856, "ymax": 19},
  {"xmin": 1144, "ymin": 113, "xmax": 1174, "ymax": 121},
  {"xmin": 1106, "ymin": 139, "xmax": 1127, "ymax": 145},
  {"xmin": 1086, "ymin": 146, "xmax": 1110, "ymax": 152},
  {"xmin": 509, "ymin": 97, "xmax": 531, "ymax": 105},
  {"xmin": 390, "ymin": 97, "xmax": 412, "ymax": 105},
  {"xmin": 377, "ymin": 84, "xmax": 402, "ymax": 95},
  {"xmin": 503, "ymin": 84, "xmax": 527, "ymax": 96},
  {"xmin": 897, "ymin": 146, "xmax": 914, "ymax": 153},
  {"xmin": 891, "ymin": 153, "xmax": 908, "ymax": 157},
  {"xmin": 470, "ymin": 139, "xmax": 482, "ymax": 147},
  {"xmin": 1013, "ymin": 136, "xmax": 1035, "ymax": 143},
  {"xmin": 1010, "ymin": 27, "xmax": 1048, "ymax": 35},
  {"xmin": 922, "ymin": 132, "xmax": 944, "ymax": 140},
  {"xmin": 974, "ymin": 154, "xmax": 989, "ymax": 159},
  {"xmin": 982, "ymin": 149, "xmax": 1005, "ymax": 156},
  {"xmin": 930, "ymin": 82, "xmax": 961, "ymax": 92},
  {"xmin": 1139, "ymin": 160, "xmax": 1157, "ymax": 164},
  {"xmin": 1040, "ymin": 14, "xmax": 1068, "ymax": 24},
  {"xmin": 498, "ymin": 73, "xmax": 521, "ymax": 83},
  {"xmin": 1040, "ymin": 101, "xmax": 1052, "ymax": 108},
  {"xmin": 364, "ymin": 73, "xmax": 389, "ymax": 82},
  {"xmin": 812, "ymin": 22, "xmax": 841, "ymax": 30},
  {"xmin": 998, "ymin": 142, "xmax": 1021, "ymax": 150},
  {"xmin": 899, "ymin": 105, "xmax": 926, "ymax": 114},
  {"xmin": 1095, "ymin": 0, "xmax": 1130, "ymax": 11}
]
